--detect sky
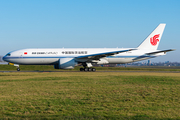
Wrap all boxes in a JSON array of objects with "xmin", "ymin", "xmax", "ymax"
[{"xmin": 0, "ymin": 0, "xmax": 180, "ymax": 62}]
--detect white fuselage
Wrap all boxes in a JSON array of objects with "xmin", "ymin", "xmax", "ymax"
[
  {"xmin": 3, "ymin": 24, "xmax": 174, "ymax": 71},
  {"xmin": 3, "ymin": 48, "xmax": 164, "ymax": 65}
]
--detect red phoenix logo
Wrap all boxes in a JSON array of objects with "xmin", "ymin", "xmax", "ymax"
[
  {"xmin": 24, "ymin": 52, "xmax": 27, "ymax": 55},
  {"xmin": 150, "ymin": 34, "xmax": 160, "ymax": 46}
]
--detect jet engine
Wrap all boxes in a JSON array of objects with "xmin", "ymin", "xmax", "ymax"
[{"xmin": 54, "ymin": 58, "xmax": 77, "ymax": 69}]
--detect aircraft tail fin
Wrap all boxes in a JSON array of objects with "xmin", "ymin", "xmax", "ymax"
[{"xmin": 137, "ymin": 24, "xmax": 166, "ymax": 50}]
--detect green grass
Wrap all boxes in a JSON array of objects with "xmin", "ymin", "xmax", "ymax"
[
  {"xmin": 0, "ymin": 72, "xmax": 180, "ymax": 119},
  {"xmin": 0, "ymin": 64, "xmax": 180, "ymax": 71}
]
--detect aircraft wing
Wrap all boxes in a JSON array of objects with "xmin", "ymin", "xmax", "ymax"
[
  {"xmin": 76, "ymin": 49, "xmax": 136, "ymax": 60},
  {"xmin": 145, "ymin": 49, "xmax": 175, "ymax": 55}
]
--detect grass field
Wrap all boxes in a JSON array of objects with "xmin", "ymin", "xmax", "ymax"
[
  {"xmin": 0, "ymin": 64, "xmax": 180, "ymax": 72},
  {"xmin": 0, "ymin": 70, "xmax": 180, "ymax": 119}
]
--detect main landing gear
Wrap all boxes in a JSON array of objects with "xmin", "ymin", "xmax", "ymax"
[
  {"xmin": 80, "ymin": 67, "xmax": 96, "ymax": 72},
  {"xmin": 79, "ymin": 62, "xmax": 96, "ymax": 72}
]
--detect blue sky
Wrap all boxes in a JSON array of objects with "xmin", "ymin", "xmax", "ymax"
[{"xmin": 0, "ymin": 0, "xmax": 180, "ymax": 62}]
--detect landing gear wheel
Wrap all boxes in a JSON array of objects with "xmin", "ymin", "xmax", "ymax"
[
  {"xmin": 88, "ymin": 68, "xmax": 92, "ymax": 71},
  {"xmin": 80, "ymin": 68, "xmax": 84, "ymax": 71},
  {"xmin": 84, "ymin": 68, "xmax": 88, "ymax": 72},
  {"xmin": 17, "ymin": 68, "xmax": 20, "ymax": 71},
  {"xmin": 92, "ymin": 68, "xmax": 96, "ymax": 72}
]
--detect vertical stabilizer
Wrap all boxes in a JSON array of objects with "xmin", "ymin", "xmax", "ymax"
[{"xmin": 137, "ymin": 24, "xmax": 166, "ymax": 50}]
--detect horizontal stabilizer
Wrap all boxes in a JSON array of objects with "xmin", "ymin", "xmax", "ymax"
[{"xmin": 146, "ymin": 49, "xmax": 175, "ymax": 55}]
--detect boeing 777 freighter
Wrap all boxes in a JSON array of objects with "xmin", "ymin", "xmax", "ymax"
[{"xmin": 3, "ymin": 24, "xmax": 175, "ymax": 71}]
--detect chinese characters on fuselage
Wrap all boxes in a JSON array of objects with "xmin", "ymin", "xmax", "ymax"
[
  {"xmin": 62, "ymin": 51, "xmax": 87, "ymax": 54},
  {"xmin": 31, "ymin": 51, "xmax": 88, "ymax": 55}
]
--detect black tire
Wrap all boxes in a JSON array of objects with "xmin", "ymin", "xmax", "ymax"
[
  {"xmin": 17, "ymin": 68, "xmax": 20, "ymax": 71},
  {"xmin": 88, "ymin": 68, "xmax": 92, "ymax": 71},
  {"xmin": 92, "ymin": 68, "xmax": 96, "ymax": 72},
  {"xmin": 84, "ymin": 68, "xmax": 88, "ymax": 72},
  {"xmin": 80, "ymin": 68, "xmax": 84, "ymax": 71}
]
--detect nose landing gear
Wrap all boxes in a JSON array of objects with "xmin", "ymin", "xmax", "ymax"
[
  {"xmin": 17, "ymin": 68, "xmax": 20, "ymax": 71},
  {"xmin": 8, "ymin": 63, "xmax": 20, "ymax": 71}
]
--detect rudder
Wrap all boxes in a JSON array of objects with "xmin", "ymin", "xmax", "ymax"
[{"xmin": 137, "ymin": 24, "xmax": 166, "ymax": 50}]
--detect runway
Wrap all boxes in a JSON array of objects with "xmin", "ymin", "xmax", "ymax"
[{"xmin": 0, "ymin": 70, "xmax": 180, "ymax": 73}]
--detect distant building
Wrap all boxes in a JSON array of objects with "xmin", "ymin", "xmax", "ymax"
[
  {"xmin": 165, "ymin": 61, "xmax": 170, "ymax": 63},
  {"xmin": 0, "ymin": 56, "xmax": 2, "ymax": 62},
  {"xmin": 148, "ymin": 60, "xmax": 151, "ymax": 66}
]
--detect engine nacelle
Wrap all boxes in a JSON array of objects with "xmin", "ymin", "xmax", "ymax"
[
  {"xmin": 54, "ymin": 58, "xmax": 77, "ymax": 69},
  {"xmin": 96, "ymin": 59, "xmax": 109, "ymax": 64}
]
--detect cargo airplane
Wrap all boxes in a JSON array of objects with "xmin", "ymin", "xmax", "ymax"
[{"xmin": 3, "ymin": 24, "xmax": 175, "ymax": 71}]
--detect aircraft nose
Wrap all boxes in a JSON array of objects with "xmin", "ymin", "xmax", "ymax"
[{"xmin": 2, "ymin": 56, "xmax": 7, "ymax": 61}]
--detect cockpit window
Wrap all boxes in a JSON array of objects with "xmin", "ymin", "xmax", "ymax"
[{"xmin": 6, "ymin": 53, "xmax": 11, "ymax": 56}]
